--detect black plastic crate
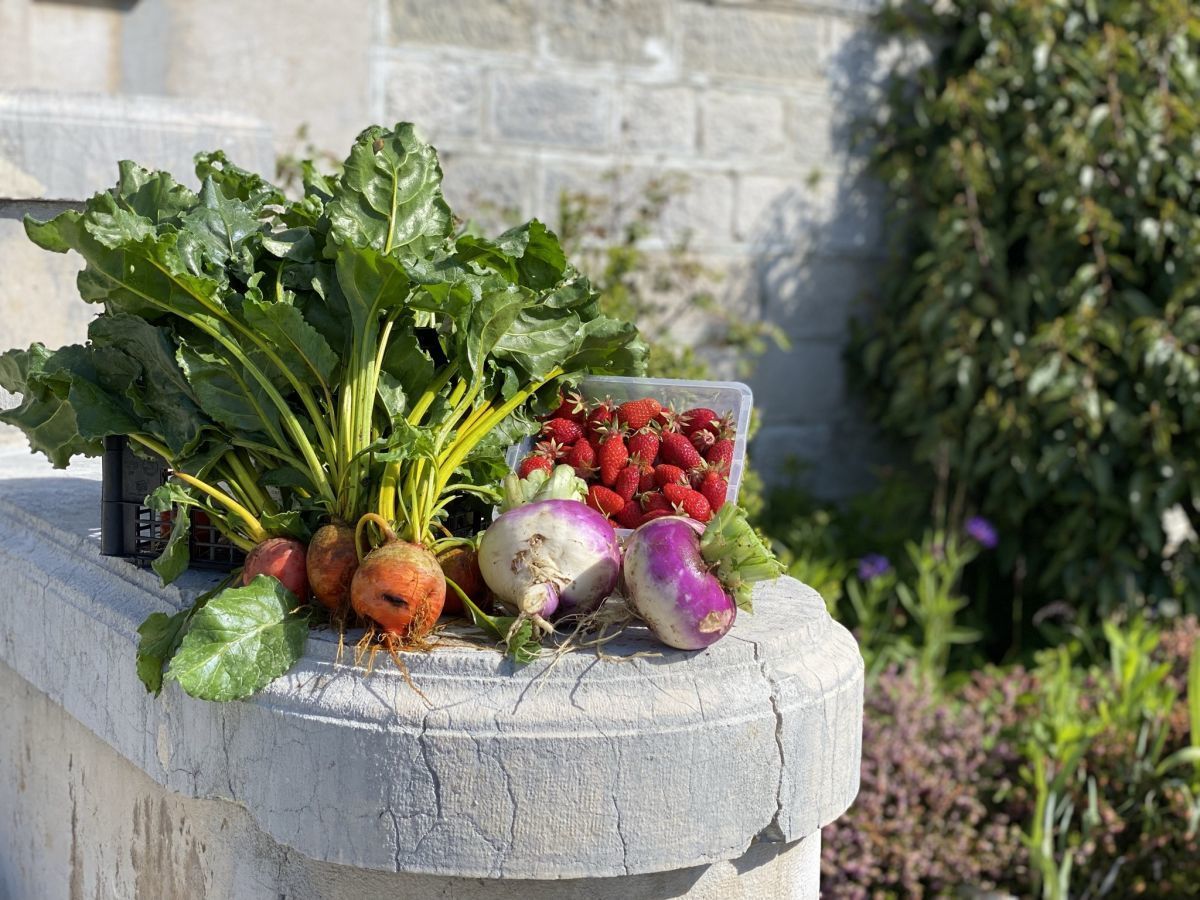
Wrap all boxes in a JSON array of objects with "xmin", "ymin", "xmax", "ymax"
[
  {"xmin": 100, "ymin": 436, "xmax": 246, "ymax": 571},
  {"xmin": 100, "ymin": 436, "xmax": 490, "ymax": 572}
]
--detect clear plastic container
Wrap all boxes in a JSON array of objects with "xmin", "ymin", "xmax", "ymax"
[{"xmin": 505, "ymin": 375, "xmax": 754, "ymax": 516}]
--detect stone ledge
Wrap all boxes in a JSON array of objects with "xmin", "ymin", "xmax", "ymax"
[
  {"xmin": 0, "ymin": 90, "xmax": 274, "ymax": 198},
  {"xmin": 0, "ymin": 449, "xmax": 862, "ymax": 880}
]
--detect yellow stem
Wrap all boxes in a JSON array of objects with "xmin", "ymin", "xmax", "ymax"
[
  {"xmin": 354, "ymin": 512, "xmax": 397, "ymax": 560},
  {"xmin": 170, "ymin": 471, "xmax": 269, "ymax": 544}
]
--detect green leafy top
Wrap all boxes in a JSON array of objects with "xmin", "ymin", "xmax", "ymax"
[{"xmin": 1, "ymin": 121, "xmax": 647, "ymax": 698}]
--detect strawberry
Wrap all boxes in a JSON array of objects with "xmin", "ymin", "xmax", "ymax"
[
  {"xmin": 699, "ymin": 470, "xmax": 728, "ymax": 512},
  {"xmin": 587, "ymin": 484, "xmax": 625, "ymax": 517},
  {"xmin": 641, "ymin": 491, "xmax": 672, "ymax": 513},
  {"xmin": 655, "ymin": 403, "xmax": 682, "ymax": 433},
  {"xmin": 544, "ymin": 390, "xmax": 587, "ymax": 422},
  {"xmin": 517, "ymin": 453, "xmax": 554, "ymax": 479},
  {"xmin": 563, "ymin": 440, "xmax": 596, "ymax": 479},
  {"xmin": 535, "ymin": 437, "xmax": 567, "ymax": 461},
  {"xmin": 616, "ymin": 397, "xmax": 662, "ymax": 431},
  {"xmin": 638, "ymin": 468, "xmax": 657, "ymax": 493},
  {"xmin": 705, "ymin": 438, "xmax": 735, "ymax": 475},
  {"xmin": 597, "ymin": 432, "xmax": 629, "ymax": 486},
  {"xmin": 585, "ymin": 397, "xmax": 616, "ymax": 441},
  {"xmin": 663, "ymin": 484, "xmax": 712, "ymax": 522},
  {"xmin": 653, "ymin": 464, "xmax": 688, "ymax": 488},
  {"xmin": 614, "ymin": 501, "xmax": 644, "ymax": 530},
  {"xmin": 542, "ymin": 417, "xmax": 583, "ymax": 445},
  {"xmin": 689, "ymin": 428, "xmax": 717, "ymax": 452},
  {"xmin": 614, "ymin": 465, "xmax": 641, "ymax": 501},
  {"xmin": 627, "ymin": 427, "xmax": 661, "ymax": 466},
  {"xmin": 640, "ymin": 508, "xmax": 674, "ymax": 523},
  {"xmin": 681, "ymin": 407, "xmax": 720, "ymax": 436},
  {"xmin": 661, "ymin": 431, "xmax": 703, "ymax": 470}
]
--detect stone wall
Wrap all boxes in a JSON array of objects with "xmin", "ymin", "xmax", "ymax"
[{"xmin": 0, "ymin": 0, "xmax": 894, "ymax": 495}]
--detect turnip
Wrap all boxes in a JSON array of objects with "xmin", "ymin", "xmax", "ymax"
[
  {"xmin": 478, "ymin": 498, "xmax": 621, "ymax": 632},
  {"xmin": 243, "ymin": 537, "xmax": 309, "ymax": 602},
  {"xmin": 622, "ymin": 504, "xmax": 782, "ymax": 650}
]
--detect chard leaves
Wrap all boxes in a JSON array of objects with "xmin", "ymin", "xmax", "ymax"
[
  {"xmin": 240, "ymin": 290, "xmax": 338, "ymax": 390},
  {"xmin": 166, "ymin": 576, "xmax": 309, "ymax": 702},
  {"xmin": 136, "ymin": 608, "xmax": 192, "ymax": 695},
  {"xmin": 328, "ymin": 123, "xmax": 452, "ymax": 257},
  {"xmin": 176, "ymin": 177, "xmax": 262, "ymax": 274}
]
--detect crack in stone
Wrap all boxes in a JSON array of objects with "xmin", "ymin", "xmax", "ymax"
[
  {"xmin": 734, "ymin": 634, "xmax": 786, "ymax": 841},
  {"xmin": 405, "ymin": 704, "xmax": 443, "ymax": 863},
  {"xmin": 490, "ymin": 716, "xmax": 519, "ymax": 878},
  {"xmin": 219, "ymin": 716, "xmax": 236, "ymax": 799},
  {"xmin": 612, "ymin": 740, "xmax": 631, "ymax": 875},
  {"xmin": 386, "ymin": 806, "xmax": 403, "ymax": 873}
]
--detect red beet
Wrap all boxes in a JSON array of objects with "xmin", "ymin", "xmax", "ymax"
[{"xmin": 243, "ymin": 537, "xmax": 309, "ymax": 602}]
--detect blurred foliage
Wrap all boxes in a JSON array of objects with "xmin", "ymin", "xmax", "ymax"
[
  {"xmin": 1021, "ymin": 616, "xmax": 1200, "ymax": 899},
  {"xmin": 553, "ymin": 172, "xmax": 784, "ymax": 517},
  {"xmin": 555, "ymin": 171, "xmax": 786, "ymax": 381},
  {"xmin": 274, "ymin": 124, "xmax": 341, "ymax": 197},
  {"xmin": 822, "ymin": 663, "xmax": 1031, "ymax": 898},
  {"xmin": 856, "ymin": 0, "xmax": 1200, "ymax": 619},
  {"xmin": 825, "ymin": 616, "xmax": 1200, "ymax": 898},
  {"xmin": 762, "ymin": 469, "xmax": 992, "ymax": 681}
]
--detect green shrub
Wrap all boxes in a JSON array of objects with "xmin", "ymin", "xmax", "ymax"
[
  {"xmin": 858, "ymin": 0, "xmax": 1200, "ymax": 615},
  {"xmin": 1021, "ymin": 616, "xmax": 1200, "ymax": 898},
  {"xmin": 825, "ymin": 617, "xmax": 1200, "ymax": 898}
]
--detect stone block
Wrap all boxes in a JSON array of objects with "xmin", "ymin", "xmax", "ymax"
[
  {"xmin": 820, "ymin": 167, "xmax": 886, "ymax": 253},
  {"xmin": 752, "ymin": 397, "xmax": 897, "ymax": 499},
  {"xmin": 0, "ymin": 662, "xmax": 822, "ymax": 898},
  {"xmin": 0, "ymin": 214, "xmax": 90, "ymax": 350},
  {"xmin": 541, "ymin": 163, "xmax": 734, "ymax": 248},
  {"xmin": 542, "ymin": 0, "xmax": 672, "ymax": 68},
  {"xmin": 377, "ymin": 57, "xmax": 485, "ymax": 142},
  {"xmin": 735, "ymin": 172, "xmax": 833, "ymax": 246},
  {"xmin": 619, "ymin": 83, "xmax": 696, "ymax": 154},
  {"xmin": 0, "ymin": 92, "xmax": 274, "ymax": 199},
  {"xmin": 0, "ymin": 451, "xmax": 862, "ymax": 893},
  {"xmin": 757, "ymin": 250, "xmax": 880, "ymax": 339},
  {"xmin": 26, "ymin": 0, "xmax": 122, "ymax": 94},
  {"xmin": 490, "ymin": 72, "xmax": 613, "ymax": 149},
  {"xmin": 750, "ymin": 422, "xmax": 834, "ymax": 489},
  {"xmin": 682, "ymin": 5, "xmax": 825, "ymax": 83},
  {"xmin": 388, "ymin": 0, "xmax": 535, "ymax": 54},
  {"xmin": 787, "ymin": 89, "xmax": 837, "ymax": 163},
  {"xmin": 700, "ymin": 89, "xmax": 789, "ymax": 160},
  {"xmin": 132, "ymin": 0, "xmax": 371, "ymax": 156},
  {"xmin": 748, "ymin": 338, "xmax": 846, "ymax": 424},
  {"xmin": 438, "ymin": 151, "xmax": 536, "ymax": 234}
]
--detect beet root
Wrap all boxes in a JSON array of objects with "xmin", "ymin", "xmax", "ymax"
[
  {"xmin": 435, "ymin": 545, "xmax": 485, "ymax": 617},
  {"xmin": 307, "ymin": 523, "xmax": 359, "ymax": 613},
  {"xmin": 243, "ymin": 537, "xmax": 309, "ymax": 602},
  {"xmin": 351, "ymin": 541, "xmax": 446, "ymax": 639}
]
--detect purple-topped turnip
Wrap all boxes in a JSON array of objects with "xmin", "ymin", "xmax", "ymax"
[
  {"xmin": 622, "ymin": 504, "xmax": 782, "ymax": 650},
  {"xmin": 478, "ymin": 495, "xmax": 622, "ymax": 633}
]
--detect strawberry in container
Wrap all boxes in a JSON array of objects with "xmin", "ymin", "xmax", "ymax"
[{"xmin": 507, "ymin": 376, "xmax": 753, "ymax": 534}]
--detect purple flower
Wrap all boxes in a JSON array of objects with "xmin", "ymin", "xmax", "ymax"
[
  {"xmin": 965, "ymin": 516, "xmax": 998, "ymax": 549},
  {"xmin": 857, "ymin": 553, "xmax": 892, "ymax": 582}
]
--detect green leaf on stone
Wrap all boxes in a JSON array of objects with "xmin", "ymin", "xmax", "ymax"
[
  {"xmin": 166, "ymin": 576, "xmax": 309, "ymax": 702},
  {"xmin": 136, "ymin": 609, "xmax": 192, "ymax": 695}
]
